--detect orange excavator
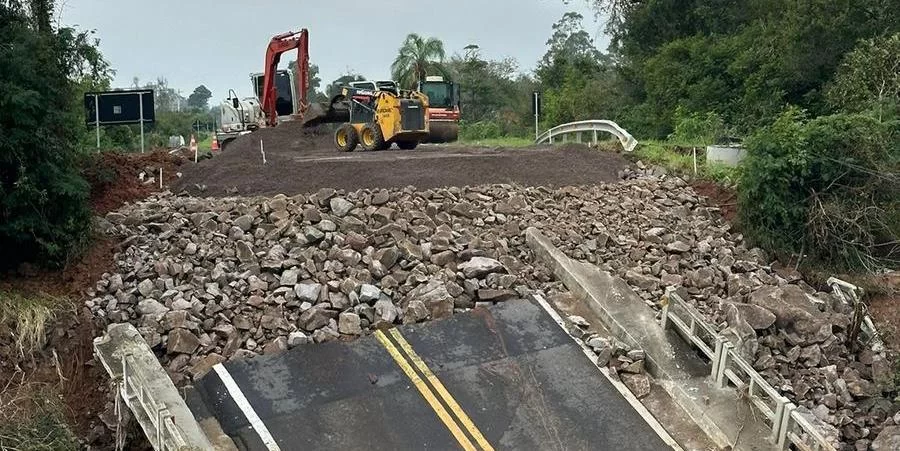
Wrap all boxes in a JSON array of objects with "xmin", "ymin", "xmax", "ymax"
[
  {"xmin": 259, "ymin": 29, "xmax": 348, "ymax": 127},
  {"xmin": 220, "ymin": 29, "xmax": 429, "ymax": 152}
]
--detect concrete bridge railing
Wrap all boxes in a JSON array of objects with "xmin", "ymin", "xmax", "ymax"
[{"xmin": 536, "ymin": 120, "xmax": 638, "ymax": 152}]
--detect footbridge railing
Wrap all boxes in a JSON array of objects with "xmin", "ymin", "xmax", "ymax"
[{"xmin": 535, "ymin": 120, "xmax": 638, "ymax": 152}]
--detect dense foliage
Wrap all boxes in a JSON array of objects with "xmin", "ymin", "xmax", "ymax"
[
  {"xmin": 739, "ymin": 110, "xmax": 899, "ymax": 269},
  {"xmin": 587, "ymin": 0, "xmax": 899, "ymax": 137},
  {"xmin": 0, "ymin": 0, "xmax": 108, "ymax": 268}
]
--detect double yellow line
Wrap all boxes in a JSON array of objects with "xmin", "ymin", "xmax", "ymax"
[{"xmin": 375, "ymin": 329, "xmax": 494, "ymax": 451}]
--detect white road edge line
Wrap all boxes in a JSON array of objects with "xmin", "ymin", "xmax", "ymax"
[
  {"xmin": 532, "ymin": 294, "xmax": 685, "ymax": 451},
  {"xmin": 213, "ymin": 364, "xmax": 282, "ymax": 451}
]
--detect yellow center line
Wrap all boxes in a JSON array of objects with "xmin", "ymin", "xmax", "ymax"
[
  {"xmin": 374, "ymin": 330, "xmax": 477, "ymax": 451},
  {"xmin": 388, "ymin": 328, "xmax": 496, "ymax": 451}
]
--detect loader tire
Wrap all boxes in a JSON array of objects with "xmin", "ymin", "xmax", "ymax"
[
  {"xmin": 334, "ymin": 124, "xmax": 358, "ymax": 152},
  {"xmin": 360, "ymin": 123, "xmax": 386, "ymax": 152},
  {"xmin": 397, "ymin": 140, "xmax": 419, "ymax": 150}
]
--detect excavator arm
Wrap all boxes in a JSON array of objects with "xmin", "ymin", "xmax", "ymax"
[{"xmin": 261, "ymin": 30, "xmax": 309, "ymax": 127}]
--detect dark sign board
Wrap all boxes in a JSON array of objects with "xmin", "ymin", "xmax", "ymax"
[{"xmin": 85, "ymin": 89, "xmax": 155, "ymax": 125}]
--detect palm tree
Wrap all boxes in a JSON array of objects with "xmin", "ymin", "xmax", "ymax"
[{"xmin": 391, "ymin": 33, "xmax": 449, "ymax": 89}]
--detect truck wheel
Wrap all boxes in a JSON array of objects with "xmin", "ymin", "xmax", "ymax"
[
  {"xmin": 334, "ymin": 124, "xmax": 358, "ymax": 152},
  {"xmin": 397, "ymin": 141, "xmax": 418, "ymax": 150},
  {"xmin": 360, "ymin": 123, "xmax": 386, "ymax": 151}
]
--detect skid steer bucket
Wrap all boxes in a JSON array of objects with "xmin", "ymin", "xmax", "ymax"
[{"xmin": 302, "ymin": 102, "xmax": 350, "ymax": 127}]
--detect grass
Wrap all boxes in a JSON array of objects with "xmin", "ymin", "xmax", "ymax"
[
  {"xmin": 632, "ymin": 140, "xmax": 742, "ymax": 185},
  {"xmin": 0, "ymin": 389, "xmax": 79, "ymax": 451},
  {"xmin": 197, "ymin": 134, "xmax": 213, "ymax": 150},
  {"xmin": 457, "ymin": 136, "xmax": 535, "ymax": 148},
  {"xmin": 0, "ymin": 291, "xmax": 57, "ymax": 357}
]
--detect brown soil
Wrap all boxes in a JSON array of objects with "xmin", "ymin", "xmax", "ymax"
[
  {"xmin": 0, "ymin": 151, "xmax": 183, "ymax": 449},
  {"xmin": 175, "ymin": 124, "xmax": 630, "ymax": 196},
  {"xmin": 83, "ymin": 150, "xmax": 184, "ymax": 215},
  {"xmin": 0, "ymin": 240, "xmax": 118, "ymax": 448},
  {"xmin": 691, "ymin": 180, "xmax": 738, "ymax": 223}
]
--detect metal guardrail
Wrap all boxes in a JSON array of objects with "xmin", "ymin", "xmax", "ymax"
[
  {"xmin": 535, "ymin": 120, "xmax": 639, "ymax": 152},
  {"xmin": 827, "ymin": 277, "xmax": 883, "ymax": 352},
  {"xmin": 661, "ymin": 290, "xmax": 838, "ymax": 451},
  {"xmin": 116, "ymin": 352, "xmax": 190, "ymax": 450},
  {"xmin": 94, "ymin": 324, "xmax": 213, "ymax": 451}
]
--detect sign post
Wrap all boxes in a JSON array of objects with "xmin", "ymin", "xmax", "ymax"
[
  {"xmin": 85, "ymin": 89, "xmax": 155, "ymax": 152},
  {"xmin": 139, "ymin": 92, "xmax": 145, "ymax": 153},
  {"xmin": 94, "ymin": 94, "xmax": 101, "ymax": 151},
  {"xmin": 532, "ymin": 91, "xmax": 542, "ymax": 140}
]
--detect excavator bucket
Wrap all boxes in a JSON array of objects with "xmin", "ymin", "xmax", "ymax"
[{"xmin": 301, "ymin": 101, "xmax": 350, "ymax": 127}]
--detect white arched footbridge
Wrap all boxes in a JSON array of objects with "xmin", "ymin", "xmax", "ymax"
[{"xmin": 536, "ymin": 120, "xmax": 638, "ymax": 152}]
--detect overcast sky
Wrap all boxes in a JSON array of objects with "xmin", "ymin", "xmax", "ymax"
[{"xmin": 59, "ymin": 0, "xmax": 606, "ymax": 101}]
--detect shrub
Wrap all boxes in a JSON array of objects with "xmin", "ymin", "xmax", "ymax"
[
  {"xmin": 669, "ymin": 107, "xmax": 727, "ymax": 146},
  {"xmin": 459, "ymin": 121, "xmax": 503, "ymax": 140},
  {"xmin": 739, "ymin": 109, "xmax": 899, "ymax": 270},
  {"xmin": 0, "ymin": 3, "xmax": 94, "ymax": 268}
]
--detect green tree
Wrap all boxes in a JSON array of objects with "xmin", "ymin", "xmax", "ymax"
[
  {"xmin": 536, "ymin": 12, "xmax": 606, "ymax": 88},
  {"xmin": 327, "ymin": 72, "xmax": 366, "ymax": 98},
  {"xmin": 288, "ymin": 60, "xmax": 327, "ymax": 103},
  {"xmin": 536, "ymin": 12, "xmax": 624, "ymax": 128},
  {"xmin": 1, "ymin": 0, "xmax": 109, "ymax": 267},
  {"xmin": 581, "ymin": 0, "xmax": 900, "ymax": 137},
  {"xmin": 827, "ymin": 33, "xmax": 900, "ymax": 120},
  {"xmin": 391, "ymin": 33, "xmax": 449, "ymax": 89},
  {"xmin": 187, "ymin": 84, "xmax": 212, "ymax": 110},
  {"xmin": 142, "ymin": 77, "xmax": 187, "ymax": 112}
]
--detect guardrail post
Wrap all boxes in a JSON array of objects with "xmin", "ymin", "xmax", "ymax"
[
  {"xmin": 770, "ymin": 395, "xmax": 789, "ymax": 444},
  {"xmin": 777, "ymin": 403, "xmax": 796, "ymax": 449},
  {"xmin": 592, "ymin": 130, "xmax": 598, "ymax": 145},
  {"xmin": 711, "ymin": 336, "xmax": 724, "ymax": 380},
  {"xmin": 715, "ymin": 342, "xmax": 734, "ymax": 389}
]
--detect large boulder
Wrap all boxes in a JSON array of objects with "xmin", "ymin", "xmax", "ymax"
[
  {"xmin": 458, "ymin": 257, "xmax": 504, "ymax": 279},
  {"xmin": 405, "ymin": 279, "xmax": 454, "ymax": 319},
  {"xmin": 298, "ymin": 304, "xmax": 332, "ymax": 331},
  {"xmin": 167, "ymin": 328, "xmax": 200, "ymax": 354},
  {"xmin": 872, "ymin": 426, "xmax": 900, "ymax": 450},
  {"xmin": 329, "ymin": 197, "xmax": 354, "ymax": 217},
  {"xmin": 747, "ymin": 285, "xmax": 828, "ymax": 335},
  {"xmin": 725, "ymin": 302, "xmax": 776, "ymax": 330}
]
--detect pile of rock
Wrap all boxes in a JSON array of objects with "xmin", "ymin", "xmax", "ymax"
[
  {"xmin": 87, "ymin": 173, "xmax": 895, "ymax": 448},
  {"xmin": 584, "ymin": 330, "xmax": 650, "ymax": 399},
  {"xmin": 89, "ymin": 187, "xmax": 536, "ymax": 384}
]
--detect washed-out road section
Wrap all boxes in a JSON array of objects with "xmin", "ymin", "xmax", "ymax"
[{"xmin": 186, "ymin": 299, "xmax": 671, "ymax": 450}]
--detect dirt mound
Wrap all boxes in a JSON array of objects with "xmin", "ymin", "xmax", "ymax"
[
  {"xmin": 82, "ymin": 150, "xmax": 184, "ymax": 215},
  {"xmin": 175, "ymin": 125, "xmax": 630, "ymax": 197},
  {"xmin": 225, "ymin": 122, "xmax": 334, "ymax": 153}
]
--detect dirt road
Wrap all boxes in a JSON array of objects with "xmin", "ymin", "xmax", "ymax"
[{"xmin": 174, "ymin": 124, "xmax": 630, "ymax": 196}]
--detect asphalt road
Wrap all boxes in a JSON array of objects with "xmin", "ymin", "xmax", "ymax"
[{"xmin": 187, "ymin": 299, "xmax": 671, "ymax": 451}]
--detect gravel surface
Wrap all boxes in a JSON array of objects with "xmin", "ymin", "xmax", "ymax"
[{"xmin": 174, "ymin": 124, "xmax": 629, "ymax": 196}]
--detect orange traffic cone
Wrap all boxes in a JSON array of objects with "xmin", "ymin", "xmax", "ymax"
[{"xmin": 211, "ymin": 134, "xmax": 220, "ymax": 152}]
